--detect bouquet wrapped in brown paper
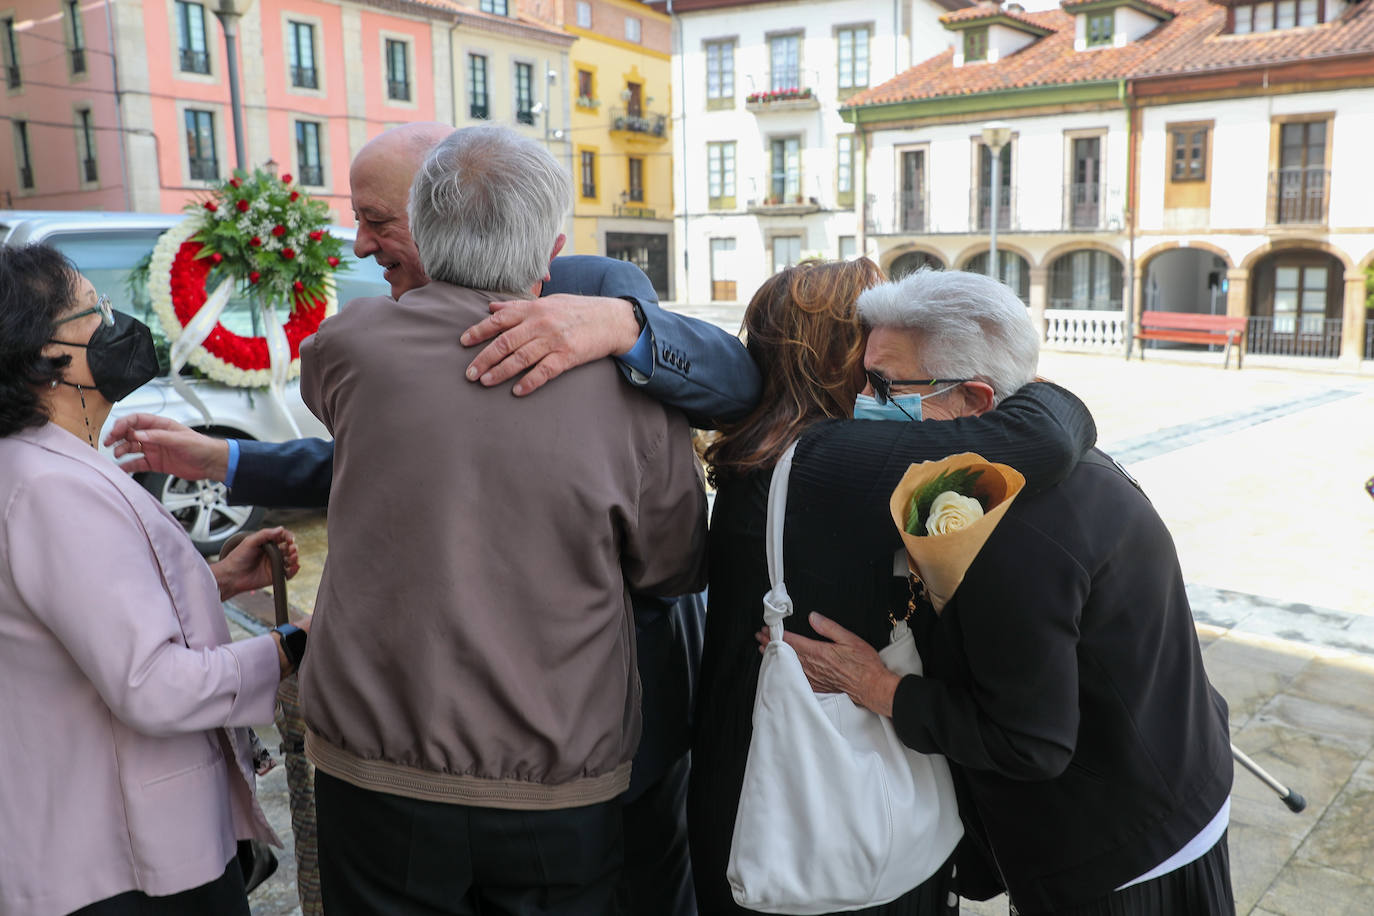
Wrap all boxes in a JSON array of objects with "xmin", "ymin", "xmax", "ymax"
[{"xmin": 887, "ymin": 452, "xmax": 1026, "ymax": 612}]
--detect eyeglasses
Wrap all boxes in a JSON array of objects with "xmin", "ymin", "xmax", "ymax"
[
  {"xmin": 864, "ymin": 369, "xmax": 970, "ymax": 406},
  {"xmin": 1366, "ymin": 475, "xmax": 1374, "ymax": 501},
  {"xmin": 54, "ymin": 294, "xmax": 114, "ymax": 329}
]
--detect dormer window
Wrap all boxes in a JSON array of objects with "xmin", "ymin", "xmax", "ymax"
[
  {"xmin": 1086, "ymin": 10, "xmax": 1114, "ymax": 45},
  {"xmin": 1232, "ymin": 0, "xmax": 1320, "ymax": 33},
  {"xmin": 964, "ymin": 27, "xmax": 989, "ymax": 62}
]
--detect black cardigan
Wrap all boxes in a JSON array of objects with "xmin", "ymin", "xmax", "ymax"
[
  {"xmin": 891, "ymin": 453, "xmax": 1233, "ymax": 913},
  {"xmin": 687, "ymin": 382, "xmax": 1099, "ymax": 915}
]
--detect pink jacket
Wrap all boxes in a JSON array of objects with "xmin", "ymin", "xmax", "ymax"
[{"xmin": 0, "ymin": 422, "xmax": 281, "ymax": 916}]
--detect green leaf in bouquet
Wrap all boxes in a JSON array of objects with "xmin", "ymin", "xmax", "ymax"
[{"xmin": 904, "ymin": 467, "xmax": 985, "ymax": 535}]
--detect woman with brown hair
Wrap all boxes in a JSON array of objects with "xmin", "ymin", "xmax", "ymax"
[{"xmin": 688, "ymin": 259, "xmax": 1097, "ymax": 915}]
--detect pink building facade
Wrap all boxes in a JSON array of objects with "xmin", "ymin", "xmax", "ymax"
[{"xmin": 1, "ymin": 0, "xmax": 569, "ymax": 224}]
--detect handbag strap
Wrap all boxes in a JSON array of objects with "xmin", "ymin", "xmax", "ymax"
[{"xmin": 762, "ymin": 441, "xmax": 799, "ymax": 642}]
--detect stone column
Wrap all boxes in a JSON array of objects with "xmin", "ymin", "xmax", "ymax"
[
  {"xmin": 1341, "ymin": 273, "xmax": 1367, "ymax": 368},
  {"xmin": 1225, "ymin": 268, "xmax": 1249, "ymax": 319},
  {"xmin": 1028, "ymin": 266, "xmax": 1048, "ymax": 340}
]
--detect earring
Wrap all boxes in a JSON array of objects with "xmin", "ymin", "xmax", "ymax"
[{"xmin": 51, "ymin": 379, "xmax": 58, "ymax": 388}]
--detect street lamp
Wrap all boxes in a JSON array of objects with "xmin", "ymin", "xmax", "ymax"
[{"xmin": 980, "ymin": 122, "xmax": 1012, "ymax": 283}]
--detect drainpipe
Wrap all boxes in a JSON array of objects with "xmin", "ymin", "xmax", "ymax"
[
  {"xmin": 668, "ymin": 0, "xmax": 689, "ymax": 302},
  {"xmin": 102, "ymin": 0, "xmax": 131, "ymax": 209},
  {"xmin": 1123, "ymin": 79, "xmax": 1138, "ymax": 360}
]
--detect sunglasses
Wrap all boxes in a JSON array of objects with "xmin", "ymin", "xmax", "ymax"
[
  {"xmin": 54, "ymin": 294, "xmax": 114, "ymax": 329},
  {"xmin": 864, "ymin": 369, "xmax": 970, "ymax": 406}
]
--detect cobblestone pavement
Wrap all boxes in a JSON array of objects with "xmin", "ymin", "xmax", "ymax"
[{"xmin": 230, "ymin": 342, "xmax": 1374, "ymax": 916}]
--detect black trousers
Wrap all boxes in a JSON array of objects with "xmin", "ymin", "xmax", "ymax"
[
  {"xmin": 1014, "ymin": 831, "xmax": 1235, "ymax": 916},
  {"xmin": 316, "ymin": 770, "xmax": 625, "ymax": 916},
  {"xmin": 67, "ymin": 859, "xmax": 248, "ymax": 916},
  {"xmin": 621, "ymin": 754, "xmax": 695, "ymax": 916}
]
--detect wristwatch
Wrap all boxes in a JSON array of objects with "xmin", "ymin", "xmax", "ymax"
[{"xmin": 273, "ymin": 623, "xmax": 308, "ymax": 671}]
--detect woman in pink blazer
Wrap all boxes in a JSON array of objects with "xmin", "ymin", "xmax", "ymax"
[{"xmin": 0, "ymin": 245, "xmax": 306, "ymax": 915}]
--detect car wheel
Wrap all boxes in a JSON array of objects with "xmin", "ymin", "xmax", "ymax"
[{"xmin": 138, "ymin": 471, "xmax": 266, "ymax": 556}]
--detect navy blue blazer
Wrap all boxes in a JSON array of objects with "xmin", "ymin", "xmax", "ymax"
[{"xmin": 231, "ymin": 255, "xmax": 753, "ymax": 797}]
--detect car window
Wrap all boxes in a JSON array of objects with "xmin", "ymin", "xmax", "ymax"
[{"xmin": 42, "ymin": 227, "xmax": 390, "ymax": 350}]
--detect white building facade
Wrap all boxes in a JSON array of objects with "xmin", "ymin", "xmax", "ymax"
[
  {"xmin": 848, "ymin": 0, "xmax": 1374, "ymax": 368},
  {"xmin": 660, "ymin": 0, "xmax": 966, "ymax": 305}
]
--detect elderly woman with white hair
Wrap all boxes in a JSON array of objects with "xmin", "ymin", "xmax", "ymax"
[
  {"xmin": 773, "ymin": 269, "xmax": 1236, "ymax": 916},
  {"xmin": 690, "ymin": 266, "xmax": 1098, "ymax": 914}
]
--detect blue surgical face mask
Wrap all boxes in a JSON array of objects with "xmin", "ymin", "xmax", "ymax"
[
  {"xmin": 853, "ymin": 392, "xmax": 925, "ymax": 421},
  {"xmin": 853, "ymin": 382, "xmax": 964, "ymax": 422}
]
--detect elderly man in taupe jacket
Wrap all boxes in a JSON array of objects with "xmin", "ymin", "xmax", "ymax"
[{"xmin": 298, "ymin": 124, "xmax": 708, "ymax": 914}]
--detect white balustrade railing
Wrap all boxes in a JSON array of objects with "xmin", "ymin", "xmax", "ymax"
[{"xmin": 1043, "ymin": 308, "xmax": 1125, "ymax": 352}]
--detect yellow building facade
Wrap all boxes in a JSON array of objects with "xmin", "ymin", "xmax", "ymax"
[{"xmin": 563, "ymin": 0, "xmax": 674, "ymax": 298}]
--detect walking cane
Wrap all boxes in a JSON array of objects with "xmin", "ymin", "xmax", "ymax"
[{"xmin": 1232, "ymin": 744, "xmax": 1306, "ymax": 812}]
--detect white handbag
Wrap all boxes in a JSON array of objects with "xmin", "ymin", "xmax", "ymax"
[{"xmin": 726, "ymin": 442, "xmax": 964, "ymax": 914}]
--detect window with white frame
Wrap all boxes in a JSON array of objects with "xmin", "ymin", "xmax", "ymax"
[
  {"xmin": 481, "ymin": 0, "xmax": 509, "ymax": 15},
  {"xmin": 469, "ymin": 55, "xmax": 489, "ymax": 118},
  {"xmin": 837, "ymin": 134, "xmax": 854, "ymax": 207},
  {"xmin": 769, "ymin": 136, "xmax": 801, "ymax": 202},
  {"xmin": 288, "ymin": 22, "xmax": 317, "ymax": 89},
  {"xmin": 625, "ymin": 16, "xmax": 641, "ymax": 43},
  {"xmin": 706, "ymin": 40, "xmax": 734, "ymax": 107},
  {"xmin": 184, "ymin": 109, "xmax": 217, "ymax": 181},
  {"xmin": 576, "ymin": 1, "xmax": 591, "ymax": 28},
  {"xmin": 1086, "ymin": 11, "xmax": 1113, "ymax": 46},
  {"xmin": 771, "ymin": 235, "xmax": 802, "ymax": 272},
  {"xmin": 1232, "ymin": 0, "xmax": 1319, "ymax": 31},
  {"xmin": 386, "ymin": 39, "xmax": 410, "ymax": 101},
  {"xmin": 296, "ymin": 120, "xmax": 323, "ymax": 186},
  {"xmin": 837, "ymin": 27, "xmax": 868, "ymax": 90},
  {"xmin": 769, "ymin": 34, "xmax": 800, "ymax": 91},
  {"xmin": 707, "ymin": 141, "xmax": 735, "ymax": 208},
  {"xmin": 710, "ymin": 238, "xmax": 737, "ymax": 301},
  {"xmin": 67, "ymin": 0, "xmax": 86, "ymax": 73},
  {"xmin": 175, "ymin": 1, "xmax": 209, "ymax": 74}
]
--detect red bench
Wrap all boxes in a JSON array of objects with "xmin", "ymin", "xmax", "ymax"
[{"xmin": 1135, "ymin": 311, "xmax": 1248, "ymax": 369}]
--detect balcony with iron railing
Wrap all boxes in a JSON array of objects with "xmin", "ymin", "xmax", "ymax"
[
  {"xmin": 291, "ymin": 65, "xmax": 317, "ymax": 89},
  {"xmin": 865, "ymin": 191, "xmax": 929, "ymax": 236},
  {"xmin": 388, "ymin": 79, "xmax": 410, "ymax": 102},
  {"xmin": 971, "ymin": 186, "xmax": 1016, "ymax": 232},
  {"xmin": 1269, "ymin": 167, "xmax": 1330, "ymax": 225},
  {"xmin": 189, "ymin": 157, "xmax": 218, "ymax": 181},
  {"xmin": 18, "ymin": 164, "xmax": 32, "ymax": 189},
  {"xmin": 609, "ymin": 107, "xmax": 667, "ymax": 139},
  {"xmin": 469, "ymin": 101, "xmax": 489, "ymax": 120},
  {"xmin": 82, "ymin": 158, "xmax": 97, "ymax": 183},
  {"xmin": 70, "ymin": 47, "xmax": 85, "ymax": 73},
  {"xmin": 299, "ymin": 165, "xmax": 323, "ymax": 187},
  {"xmin": 748, "ymin": 181, "xmax": 820, "ymax": 215},
  {"xmin": 1246, "ymin": 314, "xmax": 1342, "ymax": 358},
  {"xmin": 1064, "ymin": 181, "xmax": 1111, "ymax": 230},
  {"xmin": 516, "ymin": 107, "xmax": 535, "ymax": 126},
  {"xmin": 6, "ymin": 63, "xmax": 20, "ymax": 88},
  {"xmin": 179, "ymin": 49, "xmax": 209, "ymax": 74}
]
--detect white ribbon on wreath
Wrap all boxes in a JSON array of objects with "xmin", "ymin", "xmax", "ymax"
[{"xmin": 148, "ymin": 219, "xmax": 336, "ymax": 438}]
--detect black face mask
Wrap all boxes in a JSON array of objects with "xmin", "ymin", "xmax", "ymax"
[{"xmin": 50, "ymin": 310, "xmax": 160, "ymax": 402}]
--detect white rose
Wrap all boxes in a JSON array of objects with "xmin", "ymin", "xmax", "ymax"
[{"xmin": 925, "ymin": 490, "xmax": 985, "ymax": 536}]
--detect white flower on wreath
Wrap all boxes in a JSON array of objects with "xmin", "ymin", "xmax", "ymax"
[{"xmin": 146, "ymin": 217, "xmax": 337, "ymax": 389}]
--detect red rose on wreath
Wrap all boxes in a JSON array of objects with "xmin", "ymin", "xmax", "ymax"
[
  {"xmin": 236, "ymin": 199, "xmax": 250, "ymax": 213},
  {"xmin": 229, "ymin": 178, "xmax": 242, "ymax": 188},
  {"xmin": 210, "ymin": 252, "xmax": 223, "ymax": 264},
  {"xmin": 248, "ymin": 271, "xmax": 261, "ymax": 284},
  {"xmin": 293, "ymin": 281, "xmax": 305, "ymax": 293},
  {"xmin": 281, "ymin": 174, "xmax": 293, "ymax": 184},
  {"xmin": 203, "ymin": 201, "xmax": 218, "ymax": 212},
  {"xmin": 250, "ymin": 236, "xmax": 262, "ymax": 247},
  {"xmin": 327, "ymin": 256, "xmax": 340, "ymax": 267},
  {"xmin": 289, "ymin": 191, "xmax": 299, "ymax": 202},
  {"xmin": 272, "ymin": 225, "xmax": 286, "ymax": 237},
  {"xmin": 282, "ymin": 248, "xmax": 296, "ymax": 260},
  {"xmin": 309, "ymin": 230, "xmax": 323, "ymax": 242}
]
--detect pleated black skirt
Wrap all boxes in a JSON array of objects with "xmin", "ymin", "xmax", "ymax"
[{"xmin": 1012, "ymin": 830, "xmax": 1235, "ymax": 916}]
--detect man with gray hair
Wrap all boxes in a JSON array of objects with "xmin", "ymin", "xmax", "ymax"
[
  {"xmin": 298, "ymin": 124, "xmax": 708, "ymax": 914},
  {"xmin": 783, "ymin": 269, "xmax": 1235, "ymax": 915}
]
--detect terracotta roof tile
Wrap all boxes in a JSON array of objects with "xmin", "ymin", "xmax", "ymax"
[{"xmin": 847, "ymin": 0, "xmax": 1374, "ymax": 108}]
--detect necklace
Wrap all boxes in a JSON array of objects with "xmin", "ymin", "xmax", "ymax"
[{"xmin": 74, "ymin": 383, "xmax": 96, "ymax": 449}]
